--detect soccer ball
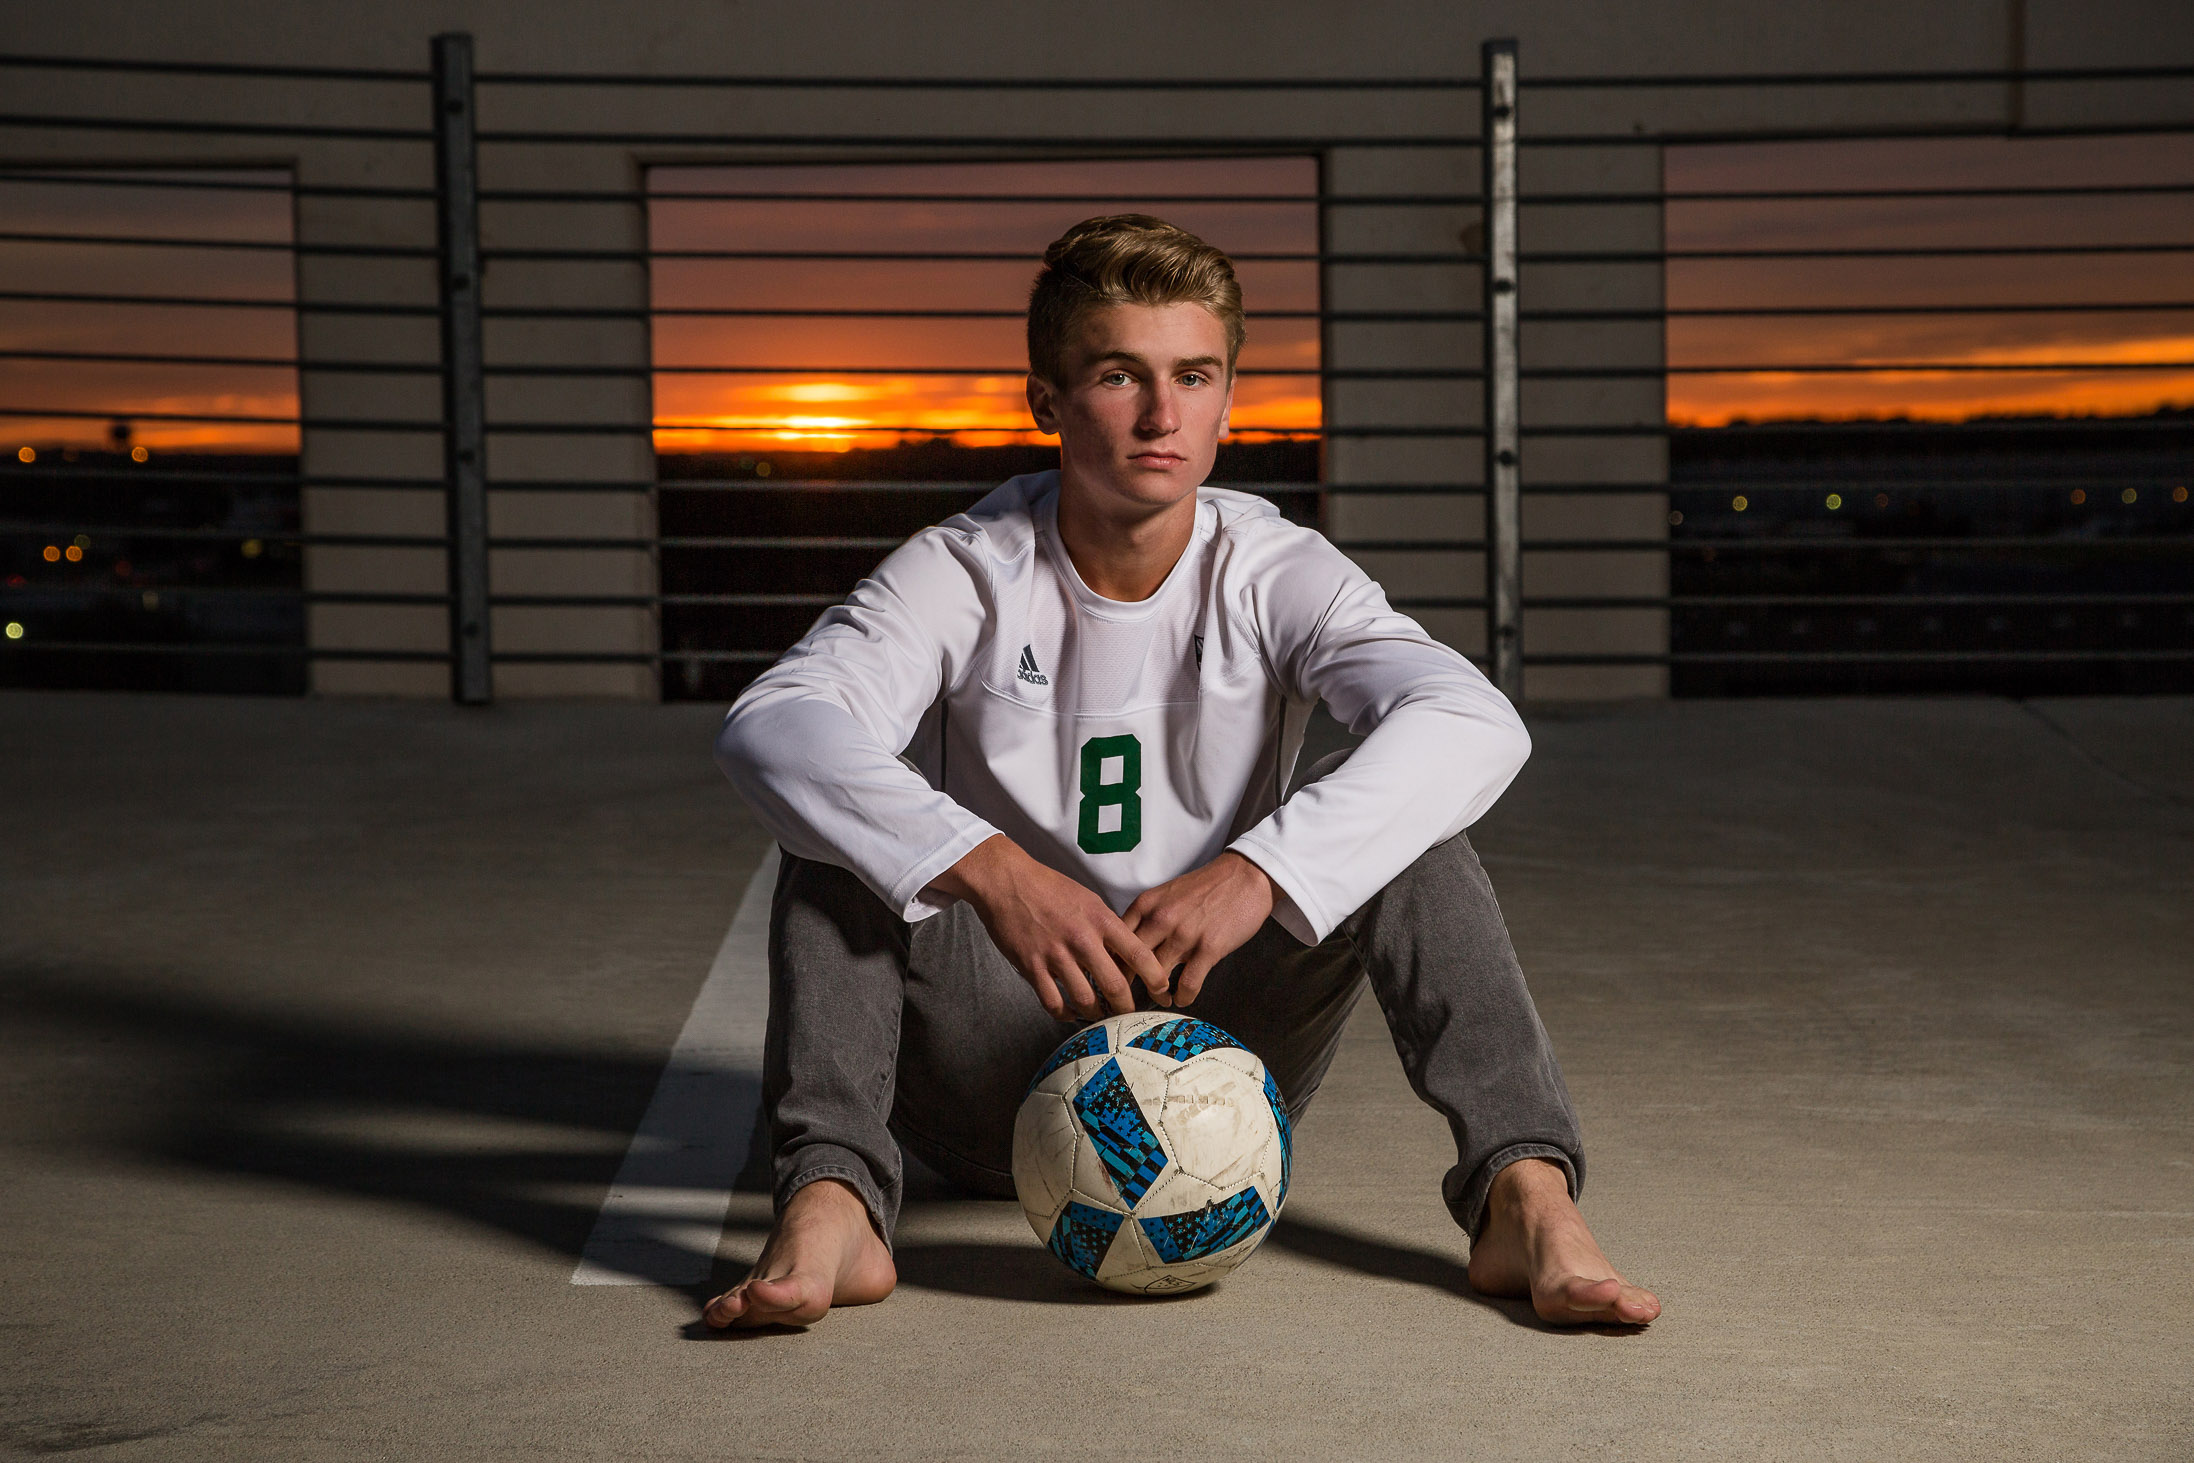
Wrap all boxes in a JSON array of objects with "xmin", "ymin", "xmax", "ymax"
[{"xmin": 1012, "ymin": 1012, "xmax": 1292, "ymax": 1294}]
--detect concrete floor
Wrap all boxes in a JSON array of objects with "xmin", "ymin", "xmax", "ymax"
[{"xmin": 2, "ymin": 690, "xmax": 2189, "ymax": 1460}]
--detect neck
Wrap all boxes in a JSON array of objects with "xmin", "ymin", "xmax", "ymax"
[{"xmin": 1052, "ymin": 468, "xmax": 1198, "ymax": 603}]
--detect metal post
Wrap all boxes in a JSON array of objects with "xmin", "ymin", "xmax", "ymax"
[
  {"xmin": 1481, "ymin": 39, "xmax": 1523, "ymax": 701},
  {"xmin": 433, "ymin": 32, "xmax": 491, "ymax": 704}
]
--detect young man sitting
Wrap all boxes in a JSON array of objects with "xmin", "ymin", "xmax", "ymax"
[{"xmin": 706, "ymin": 215, "xmax": 1659, "ymax": 1330}]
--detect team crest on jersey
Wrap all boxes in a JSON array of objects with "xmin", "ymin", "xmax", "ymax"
[{"xmin": 1016, "ymin": 645, "xmax": 1050, "ymax": 686}]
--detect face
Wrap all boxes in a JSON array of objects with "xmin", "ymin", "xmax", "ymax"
[{"xmin": 1026, "ymin": 301, "xmax": 1235, "ymax": 515}]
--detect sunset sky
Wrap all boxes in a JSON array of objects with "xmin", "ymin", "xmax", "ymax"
[
  {"xmin": 645, "ymin": 157, "xmax": 1322, "ymax": 453},
  {"xmin": 2, "ymin": 138, "xmax": 2189, "ymax": 458}
]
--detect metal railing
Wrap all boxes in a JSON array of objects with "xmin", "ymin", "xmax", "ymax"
[{"xmin": 3, "ymin": 39, "xmax": 2190, "ymax": 701}]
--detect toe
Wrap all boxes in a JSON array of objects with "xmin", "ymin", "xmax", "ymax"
[
  {"xmin": 1617, "ymin": 1284, "xmax": 1662, "ymax": 1324},
  {"xmin": 702, "ymin": 1287, "xmax": 747, "ymax": 1328},
  {"xmin": 1536, "ymin": 1274, "xmax": 1627, "ymax": 1325},
  {"xmin": 739, "ymin": 1274, "xmax": 828, "ymax": 1327}
]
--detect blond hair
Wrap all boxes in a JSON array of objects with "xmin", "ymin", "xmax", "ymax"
[{"xmin": 1026, "ymin": 215, "xmax": 1246, "ymax": 385}]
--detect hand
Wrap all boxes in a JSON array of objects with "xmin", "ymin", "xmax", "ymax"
[
  {"xmin": 1121, "ymin": 852, "xmax": 1276, "ymax": 1007},
  {"xmin": 927, "ymin": 835, "xmax": 1172, "ymax": 1021}
]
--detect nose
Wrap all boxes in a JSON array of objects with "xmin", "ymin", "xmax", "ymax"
[{"xmin": 1136, "ymin": 381, "xmax": 1180, "ymax": 438}]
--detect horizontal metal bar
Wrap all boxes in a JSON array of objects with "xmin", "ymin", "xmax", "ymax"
[
  {"xmin": 1538, "ymin": 360, "xmax": 2194, "ymax": 378},
  {"xmin": 476, "ymin": 591, "xmax": 848, "ymax": 607},
  {"xmin": 474, "ymin": 128, "xmax": 1479, "ymax": 149},
  {"xmin": 1, "ymin": 469, "xmax": 466, "ymax": 493},
  {"xmin": 1671, "ymin": 417, "xmax": 2194, "ymax": 436},
  {"xmin": 485, "ymin": 649, "xmax": 658, "ymax": 663},
  {"xmin": 0, "ymin": 52, "xmax": 429, "ymax": 82},
  {"xmin": 476, "ymin": 304, "xmax": 1473, "ymax": 323},
  {"xmin": 0, "ymin": 110, "xmax": 434, "ymax": 142},
  {"xmin": 1334, "ymin": 539, "xmax": 1486, "ymax": 552},
  {"xmin": 1669, "ymin": 476, "xmax": 2189, "ymax": 492},
  {"xmin": 1526, "ymin": 181, "xmax": 2194, "ymax": 205},
  {"xmin": 1525, "ymin": 64, "xmax": 2194, "ymax": 88},
  {"xmin": 656, "ymin": 649, "xmax": 782, "ymax": 663},
  {"xmin": 0, "ymin": 347, "xmax": 438, "ymax": 374},
  {"xmin": 0, "ymin": 640, "xmax": 454, "ymax": 661},
  {"xmin": 491, "ymin": 362, "xmax": 1325, "ymax": 378},
  {"xmin": 484, "ymin": 187, "xmax": 1477, "ymax": 206},
  {"xmin": 0, "ymin": 229, "xmax": 432, "ymax": 257},
  {"xmin": 486, "ymin": 245, "xmax": 1442, "ymax": 264},
  {"xmin": 1667, "ymin": 535, "xmax": 2194, "ymax": 551},
  {"xmin": 1662, "ymin": 649, "xmax": 2194, "ymax": 665},
  {"xmin": 0, "ymin": 522, "xmax": 446, "ymax": 546},
  {"xmin": 0, "ymin": 406, "xmax": 437, "ymax": 430},
  {"xmin": 1546, "ymin": 302, "xmax": 2194, "ymax": 321},
  {"xmin": 495, "ymin": 187, "xmax": 1474, "ymax": 207},
  {"xmin": 1336, "ymin": 533, "xmax": 2194, "ymax": 553},
  {"xmin": 1528, "ymin": 242, "xmax": 2194, "ymax": 263},
  {"xmin": 0, "ymin": 288, "xmax": 438, "ymax": 316},
  {"xmin": 1520, "ymin": 121, "xmax": 2194, "ymax": 148},
  {"xmin": 629, "ymin": 420, "xmax": 1329, "ymax": 437},
  {"xmin": 1531, "ymin": 592, "xmax": 2194, "ymax": 609},
  {"xmin": 473, "ymin": 72, "xmax": 1478, "ymax": 90},
  {"xmin": 0, "ymin": 583, "xmax": 454, "ymax": 605},
  {"xmin": 657, "ymin": 535, "xmax": 903, "ymax": 549},
  {"xmin": 0, "ymin": 169, "xmax": 437, "ymax": 200}
]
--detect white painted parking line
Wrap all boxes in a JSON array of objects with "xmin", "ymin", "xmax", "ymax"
[{"xmin": 572, "ymin": 845, "xmax": 778, "ymax": 1286}]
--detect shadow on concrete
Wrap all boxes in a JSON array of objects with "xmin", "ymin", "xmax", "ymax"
[
  {"xmin": 1267, "ymin": 1215, "xmax": 1539, "ymax": 1328},
  {"xmin": 11, "ymin": 965, "xmax": 1522, "ymax": 1319}
]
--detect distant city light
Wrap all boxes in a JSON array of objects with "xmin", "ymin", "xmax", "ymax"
[
  {"xmin": 141, "ymin": 591, "xmax": 159, "ymax": 610},
  {"xmin": 3, "ymin": 622, "xmax": 21, "ymax": 640},
  {"xmin": 1732, "ymin": 495, "xmax": 1748, "ymax": 512},
  {"xmin": 41, "ymin": 545, "xmax": 60, "ymax": 563},
  {"xmin": 2121, "ymin": 488, "xmax": 2138, "ymax": 505},
  {"xmin": 1874, "ymin": 493, "xmax": 1890, "ymax": 509},
  {"xmin": 63, "ymin": 545, "xmax": 83, "ymax": 563},
  {"xmin": 241, "ymin": 539, "xmax": 264, "ymax": 559},
  {"xmin": 130, "ymin": 446, "xmax": 149, "ymax": 463},
  {"xmin": 15, "ymin": 447, "xmax": 31, "ymax": 463},
  {"xmin": 72, "ymin": 534, "xmax": 88, "ymax": 549},
  {"xmin": 755, "ymin": 461, "xmax": 772, "ymax": 477},
  {"xmin": 2071, "ymin": 489, "xmax": 2087, "ymax": 504},
  {"xmin": 1825, "ymin": 493, "xmax": 1842, "ymax": 510},
  {"xmin": 1667, "ymin": 509, "xmax": 1683, "ymax": 526},
  {"xmin": 2175, "ymin": 486, "xmax": 2189, "ymax": 503}
]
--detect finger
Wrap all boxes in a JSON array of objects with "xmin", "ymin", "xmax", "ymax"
[
  {"xmin": 1050, "ymin": 956, "xmax": 1101, "ymax": 1020},
  {"xmin": 1074, "ymin": 939, "xmax": 1135, "ymax": 1015},
  {"xmin": 1173, "ymin": 949, "xmax": 1222, "ymax": 1007},
  {"xmin": 1108, "ymin": 923, "xmax": 1172, "ymax": 1002},
  {"xmin": 1022, "ymin": 965, "xmax": 1069, "ymax": 1021},
  {"xmin": 1143, "ymin": 927, "xmax": 1192, "ymax": 972},
  {"xmin": 1120, "ymin": 889, "xmax": 1164, "ymax": 932}
]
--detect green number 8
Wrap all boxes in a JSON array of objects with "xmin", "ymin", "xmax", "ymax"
[{"xmin": 1076, "ymin": 733, "xmax": 1142, "ymax": 854}]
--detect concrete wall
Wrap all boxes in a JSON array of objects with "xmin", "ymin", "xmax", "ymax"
[{"xmin": 4, "ymin": 0, "xmax": 2189, "ymax": 700}]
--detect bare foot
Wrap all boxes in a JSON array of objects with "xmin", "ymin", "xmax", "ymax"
[
  {"xmin": 702, "ymin": 1178, "xmax": 896, "ymax": 1329},
  {"xmin": 1465, "ymin": 1158, "xmax": 1661, "ymax": 1327}
]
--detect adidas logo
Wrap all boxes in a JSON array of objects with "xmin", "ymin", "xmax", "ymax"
[{"xmin": 1016, "ymin": 645, "xmax": 1050, "ymax": 686}]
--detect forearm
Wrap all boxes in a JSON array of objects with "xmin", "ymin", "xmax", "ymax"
[
  {"xmin": 719, "ymin": 690, "xmax": 997, "ymax": 918},
  {"xmin": 1231, "ymin": 688, "xmax": 1529, "ymax": 942}
]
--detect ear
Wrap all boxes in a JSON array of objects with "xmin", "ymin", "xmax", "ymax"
[
  {"xmin": 1219, "ymin": 367, "xmax": 1236, "ymax": 440},
  {"xmin": 1026, "ymin": 373, "xmax": 1062, "ymax": 435}
]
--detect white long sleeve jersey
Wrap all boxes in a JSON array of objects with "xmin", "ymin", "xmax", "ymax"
[{"xmin": 716, "ymin": 471, "xmax": 1531, "ymax": 945}]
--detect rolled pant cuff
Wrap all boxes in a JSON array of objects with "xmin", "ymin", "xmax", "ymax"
[
  {"xmin": 1448, "ymin": 1142, "xmax": 1581, "ymax": 1242},
  {"xmin": 776, "ymin": 1144, "xmax": 894, "ymax": 1251}
]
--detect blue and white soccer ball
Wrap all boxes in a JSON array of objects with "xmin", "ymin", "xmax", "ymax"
[{"xmin": 1012, "ymin": 1012, "xmax": 1292, "ymax": 1294}]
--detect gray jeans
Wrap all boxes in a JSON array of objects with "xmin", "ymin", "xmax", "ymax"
[{"xmin": 763, "ymin": 795, "xmax": 1585, "ymax": 1244}]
